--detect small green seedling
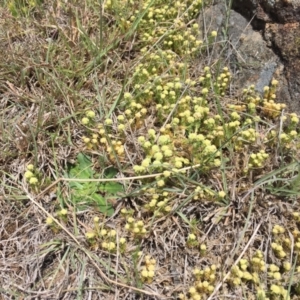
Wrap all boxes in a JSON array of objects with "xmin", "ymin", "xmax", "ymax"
[{"xmin": 66, "ymin": 153, "xmax": 123, "ymax": 216}]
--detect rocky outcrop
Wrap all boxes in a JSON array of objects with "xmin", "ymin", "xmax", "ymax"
[
  {"xmin": 233, "ymin": 0, "xmax": 300, "ymax": 24},
  {"xmin": 264, "ymin": 22, "xmax": 300, "ymax": 112},
  {"xmin": 233, "ymin": 0, "xmax": 300, "ymax": 113},
  {"xmin": 198, "ymin": 0, "xmax": 300, "ymax": 113}
]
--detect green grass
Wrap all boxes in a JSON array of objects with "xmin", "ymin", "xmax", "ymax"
[{"xmin": 1, "ymin": 0, "xmax": 300, "ymax": 299}]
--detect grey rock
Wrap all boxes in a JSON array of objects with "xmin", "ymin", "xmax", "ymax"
[
  {"xmin": 198, "ymin": 2, "xmax": 298, "ymax": 112},
  {"xmin": 232, "ymin": 0, "xmax": 300, "ymax": 112},
  {"xmin": 255, "ymin": 61, "xmax": 277, "ymax": 94},
  {"xmin": 198, "ymin": 4, "xmax": 282, "ymax": 95}
]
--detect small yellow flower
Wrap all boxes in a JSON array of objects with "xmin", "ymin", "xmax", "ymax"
[
  {"xmin": 157, "ymin": 179, "xmax": 165, "ymax": 187},
  {"xmin": 137, "ymin": 220, "xmax": 144, "ymax": 227},
  {"xmin": 127, "ymin": 217, "xmax": 134, "ymax": 224},
  {"xmin": 188, "ymin": 233, "xmax": 196, "ymax": 241},
  {"xmin": 81, "ymin": 117, "xmax": 89, "ymax": 125},
  {"xmin": 108, "ymin": 242, "xmax": 116, "ymax": 250},
  {"xmin": 133, "ymin": 227, "xmax": 140, "ymax": 234},
  {"xmin": 60, "ymin": 209, "xmax": 67, "ymax": 216},
  {"xmin": 273, "ymin": 272, "xmax": 281, "ymax": 280},
  {"xmin": 141, "ymin": 269, "xmax": 148, "ymax": 278},
  {"xmin": 163, "ymin": 170, "xmax": 171, "ymax": 177},
  {"xmin": 108, "ymin": 230, "xmax": 117, "ymax": 237},
  {"xmin": 118, "ymin": 124, "xmax": 125, "ymax": 131},
  {"xmin": 26, "ymin": 164, "xmax": 34, "ymax": 171},
  {"xmin": 24, "ymin": 171, "xmax": 34, "ymax": 179},
  {"xmin": 86, "ymin": 231, "xmax": 96, "ymax": 239},
  {"xmin": 83, "ymin": 137, "xmax": 90, "ymax": 144},
  {"xmin": 86, "ymin": 110, "xmax": 95, "ymax": 118},
  {"xmin": 200, "ymin": 244, "xmax": 207, "ymax": 251},
  {"xmin": 218, "ymin": 191, "xmax": 226, "ymax": 198},
  {"xmin": 148, "ymin": 270, "xmax": 155, "ymax": 277},
  {"xmin": 29, "ymin": 177, "xmax": 38, "ymax": 185},
  {"xmin": 46, "ymin": 217, "xmax": 54, "ymax": 225},
  {"xmin": 124, "ymin": 92, "xmax": 132, "ymax": 99},
  {"xmin": 202, "ymin": 88, "xmax": 209, "ymax": 95},
  {"xmin": 211, "ymin": 30, "xmax": 217, "ymax": 37},
  {"xmin": 104, "ymin": 118, "xmax": 113, "ymax": 125},
  {"xmin": 270, "ymin": 284, "xmax": 281, "ymax": 294},
  {"xmin": 189, "ymin": 286, "xmax": 197, "ymax": 295}
]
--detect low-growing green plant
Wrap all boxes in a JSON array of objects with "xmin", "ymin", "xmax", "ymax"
[
  {"xmin": 66, "ymin": 153, "xmax": 123, "ymax": 216},
  {"xmin": 2, "ymin": 0, "xmax": 300, "ymax": 298}
]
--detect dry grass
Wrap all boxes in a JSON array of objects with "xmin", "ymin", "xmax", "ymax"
[{"xmin": 1, "ymin": 0, "xmax": 300, "ymax": 299}]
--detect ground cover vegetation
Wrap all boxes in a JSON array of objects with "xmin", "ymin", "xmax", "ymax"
[{"xmin": 0, "ymin": 0, "xmax": 300, "ymax": 299}]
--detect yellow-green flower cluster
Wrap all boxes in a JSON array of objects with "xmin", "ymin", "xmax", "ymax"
[
  {"xmin": 97, "ymin": 123, "xmax": 125, "ymax": 161},
  {"xmin": 124, "ymin": 90, "xmax": 151, "ymax": 119},
  {"xmin": 187, "ymin": 233, "xmax": 198, "ymax": 248},
  {"xmin": 271, "ymin": 242, "xmax": 287, "ymax": 259},
  {"xmin": 81, "ymin": 110, "xmax": 96, "ymax": 126},
  {"xmin": 248, "ymin": 149, "xmax": 269, "ymax": 168},
  {"xmin": 250, "ymin": 250, "xmax": 266, "ymax": 273},
  {"xmin": 279, "ymin": 131, "xmax": 297, "ymax": 146},
  {"xmin": 264, "ymin": 123, "xmax": 299, "ymax": 150},
  {"xmin": 260, "ymin": 81, "xmax": 286, "ymax": 119},
  {"xmin": 137, "ymin": 0, "xmax": 203, "ymax": 50},
  {"xmin": 268, "ymin": 264, "xmax": 282, "ymax": 281},
  {"xmin": 140, "ymin": 19, "xmax": 204, "ymax": 56},
  {"xmin": 134, "ymin": 130, "xmax": 190, "ymax": 174},
  {"xmin": 90, "ymin": 227, "xmax": 126, "ymax": 252},
  {"xmin": 242, "ymin": 84, "xmax": 260, "ymax": 106},
  {"xmin": 140, "ymin": 255, "xmax": 156, "ymax": 283},
  {"xmin": 292, "ymin": 211, "xmax": 300, "ymax": 222},
  {"xmin": 179, "ymin": 265, "xmax": 217, "ymax": 300},
  {"xmin": 227, "ymin": 103, "xmax": 247, "ymax": 113},
  {"xmin": 57, "ymin": 208, "xmax": 68, "ymax": 222},
  {"xmin": 198, "ymin": 66, "xmax": 212, "ymax": 90},
  {"xmin": 271, "ymin": 224, "xmax": 292, "ymax": 259},
  {"xmin": 24, "ymin": 164, "xmax": 39, "ymax": 186},
  {"xmin": 270, "ymin": 284, "xmax": 290, "ymax": 300},
  {"xmin": 289, "ymin": 112, "xmax": 299, "ymax": 127},
  {"xmin": 214, "ymin": 67, "xmax": 231, "ymax": 96},
  {"xmin": 103, "ymin": 0, "xmax": 136, "ymax": 32},
  {"xmin": 144, "ymin": 189, "xmax": 172, "ymax": 216},
  {"xmin": 199, "ymin": 243, "xmax": 207, "ymax": 256},
  {"xmin": 193, "ymin": 186, "xmax": 215, "ymax": 201},
  {"xmin": 234, "ymin": 128, "xmax": 259, "ymax": 151},
  {"xmin": 272, "ymin": 224, "xmax": 285, "ymax": 235},
  {"xmin": 227, "ymin": 258, "xmax": 261, "ymax": 286},
  {"xmin": 125, "ymin": 217, "xmax": 147, "ymax": 237},
  {"xmin": 132, "ymin": 51, "xmax": 184, "ymax": 99},
  {"xmin": 82, "ymin": 133, "xmax": 99, "ymax": 150},
  {"xmin": 263, "ymin": 79, "xmax": 278, "ymax": 100},
  {"xmin": 262, "ymin": 99, "xmax": 286, "ymax": 119},
  {"xmin": 271, "ymin": 236, "xmax": 290, "ymax": 259},
  {"xmin": 85, "ymin": 217, "xmax": 126, "ymax": 252},
  {"xmin": 81, "ymin": 110, "xmax": 128, "ymax": 159},
  {"xmin": 99, "ymin": 228, "xmax": 119, "ymax": 252},
  {"xmin": 45, "ymin": 215, "xmax": 60, "ymax": 233}
]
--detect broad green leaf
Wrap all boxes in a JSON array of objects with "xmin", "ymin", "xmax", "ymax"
[
  {"xmin": 103, "ymin": 166, "xmax": 119, "ymax": 178},
  {"xmin": 68, "ymin": 153, "xmax": 93, "ymax": 179},
  {"xmin": 65, "ymin": 153, "xmax": 123, "ymax": 216},
  {"xmin": 98, "ymin": 182, "xmax": 124, "ymax": 194},
  {"xmin": 92, "ymin": 193, "xmax": 114, "ymax": 216}
]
